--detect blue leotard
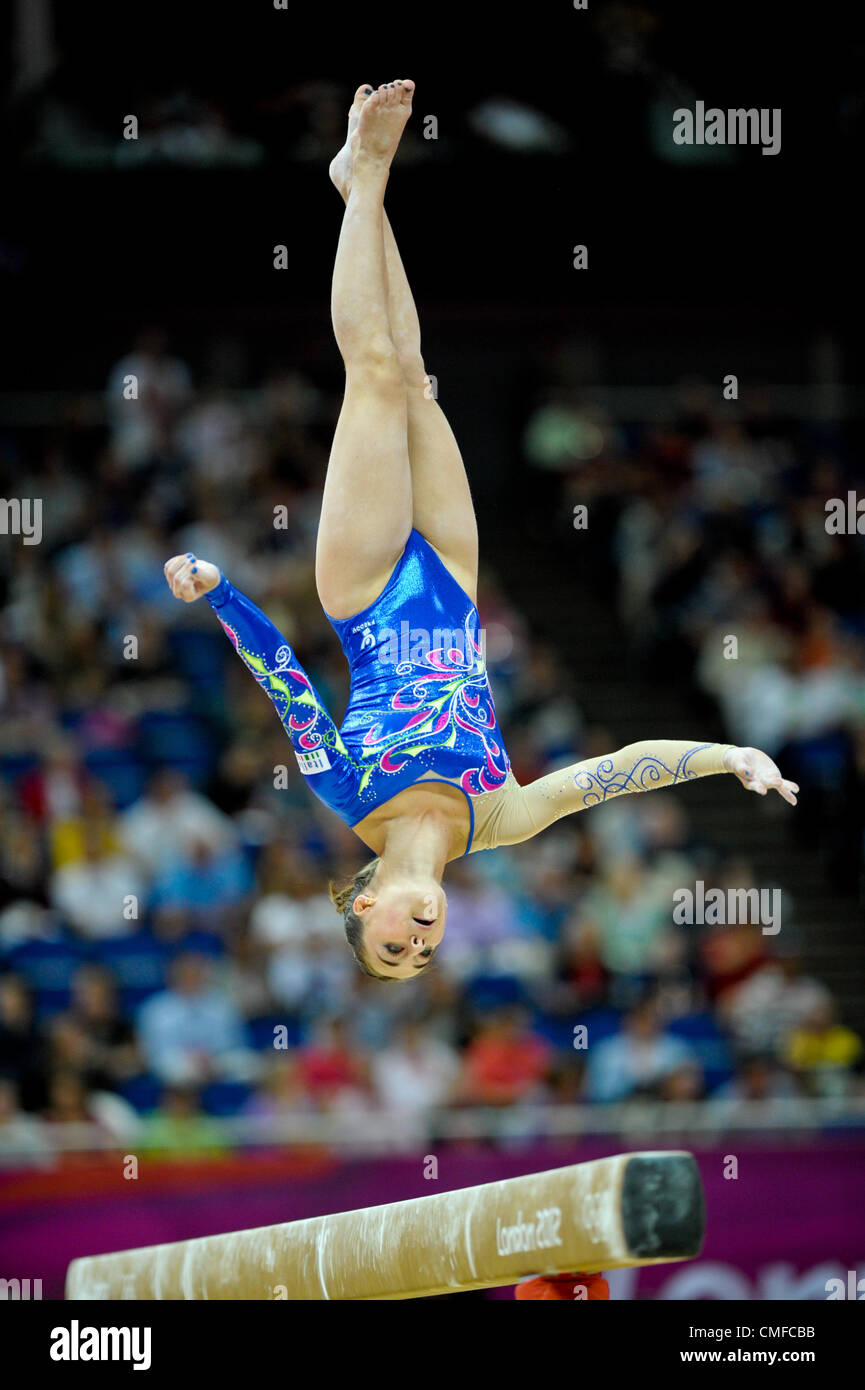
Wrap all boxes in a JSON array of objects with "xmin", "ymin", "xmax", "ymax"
[{"xmin": 207, "ymin": 530, "xmax": 510, "ymax": 850}]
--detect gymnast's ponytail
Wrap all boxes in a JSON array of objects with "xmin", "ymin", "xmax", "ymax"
[{"xmin": 329, "ymin": 858, "xmax": 398, "ymax": 981}]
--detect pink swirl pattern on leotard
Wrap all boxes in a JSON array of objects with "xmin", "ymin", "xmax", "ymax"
[{"xmin": 358, "ymin": 617, "xmax": 509, "ymax": 794}]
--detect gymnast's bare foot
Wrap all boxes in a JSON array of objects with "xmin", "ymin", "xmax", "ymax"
[
  {"xmin": 350, "ymin": 80, "xmax": 414, "ymax": 177},
  {"xmin": 163, "ymin": 553, "xmax": 220, "ymax": 603},
  {"xmin": 329, "ymin": 84, "xmax": 374, "ymax": 199}
]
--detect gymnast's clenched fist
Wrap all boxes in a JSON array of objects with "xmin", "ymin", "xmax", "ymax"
[{"xmin": 163, "ymin": 553, "xmax": 220, "ymax": 603}]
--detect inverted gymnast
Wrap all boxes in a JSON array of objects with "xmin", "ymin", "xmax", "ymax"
[{"xmin": 164, "ymin": 80, "xmax": 798, "ymax": 987}]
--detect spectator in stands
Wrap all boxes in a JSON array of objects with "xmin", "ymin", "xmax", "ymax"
[
  {"xmin": 371, "ymin": 1021, "xmax": 460, "ymax": 1121},
  {"xmin": 0, "ymin": 804, "xmax": 48, "ymax": 910},
  {"xmin": 40, "ymin": 1068, "xmax": 137, "ymax": 1143},
  {"xmin": 296, "ymin": 1018, "xmax": 368, "ymax": 1110},
  {"xmin": 48, "ymin": 781, "xmax": 123, "ymax": 872},
  {"xmin": 719, "ymin": 950, "xmax": 833, "ymax": 1055},
  {"xmin": 68, "ymin": 966, "xmax": 141, "ymax": 1088},
  {"xmin": 460, "ymin": 1007, "xmax": 551, "ymax": 1106},
  {"xmin": 144, "ymin": 1084, "xmax": 228, "ymax": 1157},
  {"xmin": 0, "ymin": 1077, "xmax": 52, "ymax": 1166},
  {"xmin": 577, "ymin": 855, "xmax": 673, "ymax": 981},
  {"xmin": 264, "ymin": 930, "xmax": 354, "ymax": 1020},
  {"xmin": 149, "ymin": 834, "xmax": 252, "ymax": 926},
  {"xmin": 18, "ymin": 734, "xmax": 93, "ymax": 827},
  {"xmin": 121, "ymin": 770, "xmax": 235, "ymax": 876},
  {"xmin": 783, "ymin": 998, "xmax": 863, "ymax": 1097},
  {"xmin": 713, "ymin": 1051, "xmax": 800, "ymax": 1106},
  {"xmin": 106, "ymin": 327, "xmax": 193, "ymax": 472},
  {"xmin": 136, "ymin": 952, "xmax": 257, "ymax": 1085},
  {"xmin": 248, "ymin": 839, "xmax": 335, "ymax": 948},
  {"xmin": 0, "ymin": 974, "xmax": 46, "ymax": 1110},
  {"xmin": 699, "ymin": 920, "xmax": 770, "ymax": 1007},
  {"xmin": 585, "ymin": 995, "xmax": 697, "ymax": 1103},
  {"xmin": 242, "ymin": 1056, "xmax": 315, "ymax": 1129},
  {"xmin": 51, "ymin": 824, "xmax": 144, "ymax": 939}
]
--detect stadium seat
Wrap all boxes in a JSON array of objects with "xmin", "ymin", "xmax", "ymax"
[
  {"xmin": 667, "ymin": 1012, "xmax": 734, "ymax": 1093},
  {"xmin": 465, "ymin": 974, "xmax": 526, "ymax": 1011},
  {"xmin": 534, "ymin": 1006, "xmax": 622, "ymax": 1053},
  {"xmin": 91, "ymin": 931, "xmax": 171, "ymax": 1010},
  {"xmin": 83, "ymin": 748, "xmax": 148, "ymax": 809},
  {"xmin": 201, "ymin": 1080, "xmax": 254, "ymax": 1116},
  {"xmin": 138, "ymin": 709, "xmax": 215, "ymax": 784},
  {"xmin": 117, "ymin": 1074, "xmax": 164, "ymax": 1114},
  {"xmin": 6, "ymin": 937, "xmax": 89, "ymax": 1015},
  {"xmin": 167, "ymin": 629, "xmax": 227, "ymax": 686}
]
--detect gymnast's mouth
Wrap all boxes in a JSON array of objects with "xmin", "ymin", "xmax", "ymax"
[{"xmin": 412, "ymin": 917, "xmax": 435, "ymax": 926}]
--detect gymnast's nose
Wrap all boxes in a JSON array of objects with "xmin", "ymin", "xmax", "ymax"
[{"xmin": 411, "ymin": 935, "xmax": 424, "ymax": 948}]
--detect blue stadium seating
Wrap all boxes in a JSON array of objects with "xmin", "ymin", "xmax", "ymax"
[
  {"xmin": 90, "ymin": 931, "xmax": 171, "ymax": 1010},
  {"xmin": 6, "ymin": 937, "xmax": 89, "ymax": 1015},
  {"xmin": 83, "ymin": 748, "xmax": 148, "ymax": 809}
]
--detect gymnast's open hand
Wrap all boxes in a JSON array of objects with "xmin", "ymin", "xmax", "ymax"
[
  {"xmin": 163, "ymin": 553, "xmax": 220, "ymax": 603},
  {"xmin": 722, "ymin": 746, "xmax": 799, "ymax": 806}
]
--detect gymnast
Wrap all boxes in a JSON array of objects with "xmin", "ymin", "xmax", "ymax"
[{"xmin": 163, "ymin": 79, "xmax": 798, "ymax": 986}]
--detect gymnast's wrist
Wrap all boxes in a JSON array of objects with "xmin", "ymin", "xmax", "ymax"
[
  {"xmin": 720, "ymin": 744, "xmax": 738, "ymax": 773},
  {"xmin": 206, "ymin": 572, "xmax": 231, "ymax": 609}
]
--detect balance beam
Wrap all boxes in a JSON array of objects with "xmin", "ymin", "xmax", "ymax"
[{"xmin": 65, "ymin": 1150, "xmax": 705, "ymax": 1300}]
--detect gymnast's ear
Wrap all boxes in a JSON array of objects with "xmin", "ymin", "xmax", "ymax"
[{"xmin": 352, "ymin": 893, "xmax": 376, "ymax": 916}]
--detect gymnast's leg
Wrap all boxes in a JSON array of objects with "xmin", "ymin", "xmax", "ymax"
[
  {"xmin": 330, "ymin": 88, "xmax": 479, "ymax": 603},
  {"xmin": 316, "ymin": 81, "xmax": 416, "ymax": 622}
]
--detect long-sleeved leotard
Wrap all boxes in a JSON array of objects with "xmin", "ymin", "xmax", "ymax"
[
  {"xmin": 206, "ymin": 574, "xmax": 362, "ymax": 822},
  {"xmin": 205, "ymin": 533, "xmax": 733, "ymax": 854},
  {"xmin": 470, "ymin": 742, "xmax": 732, "ymax": 850}
]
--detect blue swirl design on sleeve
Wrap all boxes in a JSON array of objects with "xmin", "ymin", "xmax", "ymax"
[{"xmin": 572, "ymin": 745, "xmax": 713, "ymax": 808}]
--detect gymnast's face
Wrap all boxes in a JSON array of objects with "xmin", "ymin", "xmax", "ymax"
[{"xmin": 352, "ymin": 879, "xmax": 447, "ymax": 979}]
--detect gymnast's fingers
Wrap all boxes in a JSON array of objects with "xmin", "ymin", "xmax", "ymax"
[
  {"xmin": 749, "ymin": 772, "xmax": 798, "ymax": 806},
  {"xmin": 163, "ymin": 554, "xmax": 190, "ymax": 585},
  {"xmin": 165, "ymin": 555, "xmax": 197, "ymax": 600},
  {"xmin": 775, "ymin": 777, "xmax": 799, "ymax": 806}
]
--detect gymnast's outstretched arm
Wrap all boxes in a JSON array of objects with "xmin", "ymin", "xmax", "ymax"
[
  {"xmin": 482, "ymin": 739, "xmax": 798, "ymax": 848},
  {"xmin": 163, "ymin": 554, "xmax": 360, "ymax": 818}
]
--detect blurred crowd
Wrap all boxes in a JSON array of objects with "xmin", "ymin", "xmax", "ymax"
[
  {"xmin": 1, "ymin": 332, "xmax": 863, "ymax": 1166},
  {"xmin": 527, "ymin": 379, "xmax": 865, "ymax": 896}
]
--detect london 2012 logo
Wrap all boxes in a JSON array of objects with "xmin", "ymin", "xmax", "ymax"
[{"xmin": 496, "ymin": 1207, "xmax": 563, "ymax": 1256}]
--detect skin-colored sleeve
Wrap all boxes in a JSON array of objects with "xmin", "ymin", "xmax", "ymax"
[{"xmin": 478, "ymin": 741, "xmax": 735, "ymax": 848}]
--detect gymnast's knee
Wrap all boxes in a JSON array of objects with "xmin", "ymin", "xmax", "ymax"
[{"xmin": 343, "ymin": 334, "xmax": 405, "ymax": 397}]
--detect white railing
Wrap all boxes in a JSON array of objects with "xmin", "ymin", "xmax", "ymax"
[{"xmin": 4, "ymin": 1094, "xmax": 864, "ymax": 1163}]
